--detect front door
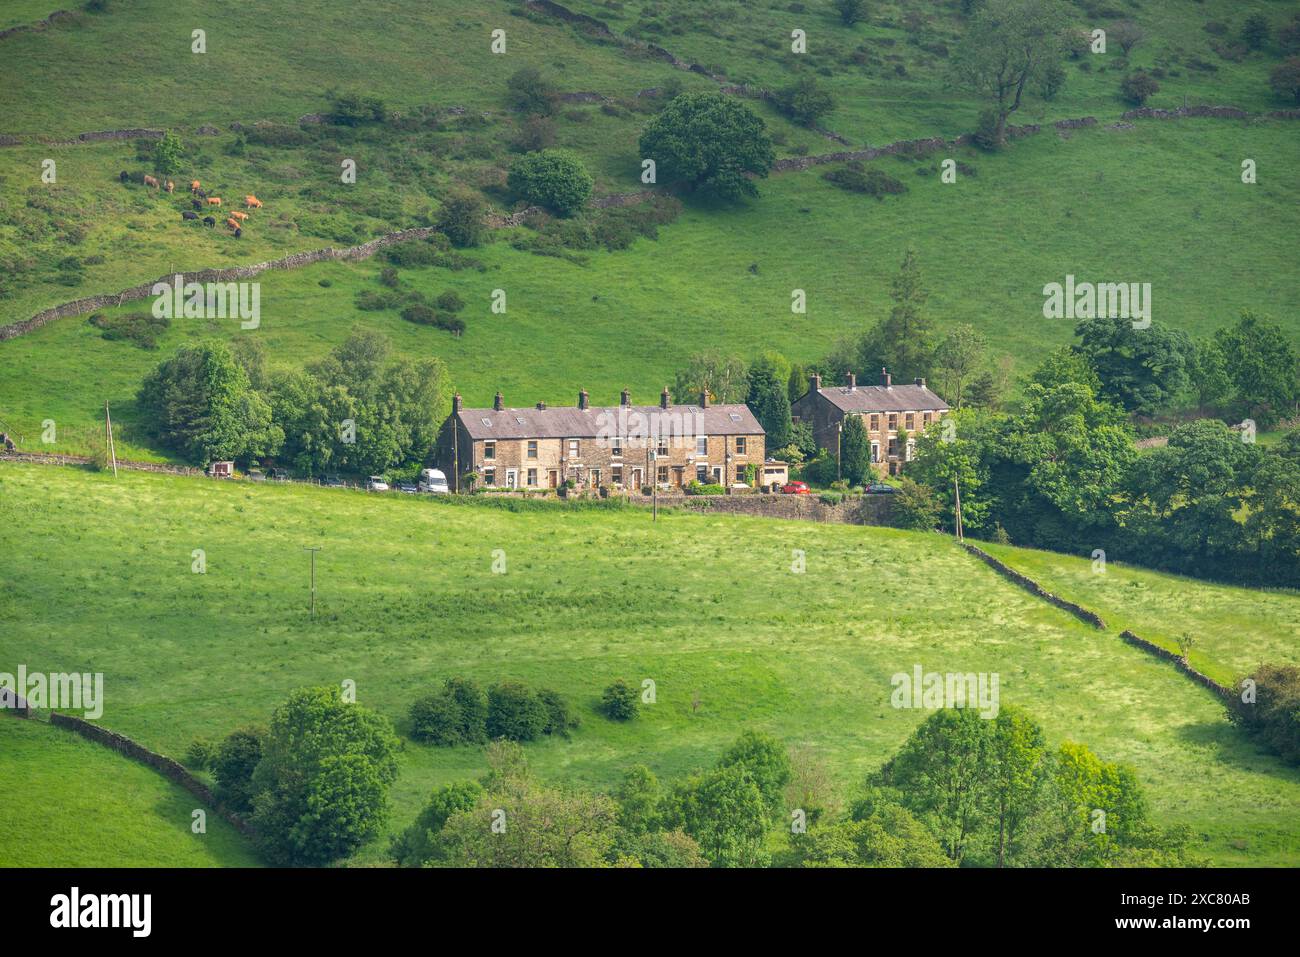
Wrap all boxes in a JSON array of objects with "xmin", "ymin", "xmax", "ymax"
[
  {"xmin": 672, "ymin": 466, "xmax": 684, "ymax": 488},
  {"xmin": 632, "ymin": 468, "xmax": 642, "ymax": 489},
  {"xmin": 506, "ymin": 469, "xmax": 517, "ymax": 488},
  {"xmin": 548, "ymin": 470, "xmax": 558, "ymax": 488}
]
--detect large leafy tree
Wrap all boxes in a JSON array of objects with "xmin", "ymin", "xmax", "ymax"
[
  {"xmin": 1073, "ymin": 316, "xmax": 1194, "ymax": 416},
  {"xmin": 934, "ymin": 323, "xmax": 988, "ymax": 409},
  {"xmin": 638, "ymin": 92, "xmax": 775, "ymax": 202},
  {"xmin": 661, "ymin": 763, "xmax": 771, "ymax": 867},
  {"xmin": 137, "ymin": 342, "xmax": 282, "ymax": 466},
  {"xmin": 840, "ymin": 413, "xmax": 872, "ymax": 485},
  {"xmin": 951, "ymin": 0, "xmax": 1072, "ymax": 147},
  {"xmin": 672, "ymin": 351, "xmax": 748, "ymax": 404},
  {"xmin": 1214, "ymin": 311, "xmax": 1300, "ymax": 426},
  {"xmin": 507, "ymin": 149, "xmax": 593, "ymax": 217},
  {"xmin": 846, "ymin": 249, "xmax": 937, "ymax": 383},
  {"xmin": 745, "ymin": 355, "xmax": 793, "ymax": 450}
]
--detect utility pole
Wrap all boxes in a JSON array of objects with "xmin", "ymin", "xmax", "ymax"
[
  {"xmin": 953, "ymin": 477, "xmax": 964, "ymax": 543},
  {"xmin": 303, "ymin": 546, "xmax": 321, "ymax": 617},
  {"xmin": 104, "ymin": 401, "xmax": 118, "ymax": 477},
  {"xmin": 836, "ymin": 423, "xmax": 843, "ymax": 481},
  {"xmin": 651, "ymin": 451, "xmax": 658, "ymax": 522}
]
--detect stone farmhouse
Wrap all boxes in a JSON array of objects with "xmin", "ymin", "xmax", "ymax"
[
  {"xmin": 791, "ymin": 369, "xmax": 949, "ymax": 477},
  {"xmin": 437, "ymin": 388, "xmax": 767, "ymax": 493}
]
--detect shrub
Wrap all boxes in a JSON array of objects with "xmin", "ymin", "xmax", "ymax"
[
  {"xmin": 889, "ymin": 477, "xmax": 942, "ymax": 530},
  {"xmin": 379, "ymin": 266, "xmax": 400, "ymax": 288},
  {"xmin": 487, "ymin": 681, "xmax": 548, "ymax": 742},
  {"xmin": 507, "ymin": 149, "xmax": 594, "ymax": 217},
  {"xmin": 435, "ymin": 291, "xmax": 465, "ymax": 313},
  {"xmin": 821, "ymin": 162, "xmax": 907, "ymax": 198},
  {"xmin": 1241, "ymin": 13, "xmax": 1270, "ymax": 51},
  {"xmin": 506, "ymin": 67, "xmax": 558, "ymax": 116},
  {"xmin": 326, "ymin": 91, "xmax": 387, "ymax": 125},
  {"xmin": 410, "ymin": 677, "xmax": 488, "ymax": 746},
  {"xmin": 89, "ymin": 311, "xmax": 169, "ymax": 349},
  {"xmin": 185, "ymin": 737, "xmax": 216, "ymax": 770},
  {"xmin": 538, "ymin": 688, "xmax": 579, "ymax": 737},
  {"xmin": 600, "ymin": 679, "xmax": 640, "ymax": 721},
  {"xmin": 400, "ymin": 304, "xmax": 438, "ymax": 325},
  {"xmin": 511, "ymin": 115, "xmax": 556, "ymax": 152},
  {"xmin": 972, "ymin": 108, "xmax": 1001, "ymax": 151},
  {"xmin": 771, "ymin": 77, "xmax": 835, "ymax": 127},
  {"xmin": 437, "ymin": 191, "xmax": 486, "ymax": 248},
  {"xmin": 355, "ymin": 288, "xmax": 398, "ymax": 311},
  {"xmin": 1121, "ymin": 71, "xmax": 1160, "ymax": 106},
  {"xmin": 385, "ymin": 240, "xmax": 442, "ymax": 267},
  {"xmin": 1270, "ymin": 57, "xmax": 1300, "ymax": 103},
  {"xmin": 212, "ymin": 726, "xmax": 264, "ymax": 813},
  {"xmin": 1225, "ymin": 663, "xmax": 1300, "ymax": 765}
]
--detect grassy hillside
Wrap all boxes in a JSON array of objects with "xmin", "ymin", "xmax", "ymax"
[
  {"xmin": 1, "ymin": 461, "xmax": 1298, "ymax": 865},
  {"xmin": 979, "ymin": 540, "xmax": 1300, "ymax": 688},
  {"xmin": 0, "ymin": 717, "xmax": 259, "ymax": 867}
]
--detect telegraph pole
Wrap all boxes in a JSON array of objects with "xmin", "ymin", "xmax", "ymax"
[
  {"xmin": 953, "ymin": 478, "xmax": 965, "ymax": 543},
  {"xmin": 104, "ymin": 402, "xmax": 118, "ymax": 477},
  {"xmin": 303, "ymin": 546, "xmax": 321, "ymax": 616}
]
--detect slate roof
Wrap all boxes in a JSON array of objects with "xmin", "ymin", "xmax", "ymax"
[
  {"xmin": 815, "ymin": 383, "xmax": 949, "ymax": 414},
  {"xmin": 457, "ymin": 403, "xmax": 765, "ymax": 440}
]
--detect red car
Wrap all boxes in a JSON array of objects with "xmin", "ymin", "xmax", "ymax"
[{"xmin": 781, "ymin": 481, "xmax": 811, "ymax": 495}]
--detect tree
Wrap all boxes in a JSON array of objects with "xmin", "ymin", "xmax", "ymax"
[
  {"xmin": 746, "ymin": 355, "xmax": 793, "ymax": 450},
  {"xmin": 1224, "ymin": 663, "xmax": 1300, "ymax": 766},
  {"xmin": 487, "ymin": 681, "xmax": 548, "ymax": 742},
  {"xmin": 951, "ymin": 0, "xmax": 1071, "ymax": 148},
  {"xmin": 409, "ymin": 677, "xmax": 488, "ymax": 746},
  {"xmin": 326, "ymin": 91, "xmax": 386, "ymax": 125},
  {"xmin": 1120, "ymin": 71, "xmax": 1159, "ymax": 106},
  {"xmin": 908, "ymin": 407, "xmax": 993, "ymax": 533},
  {"xmin": 1109, "ymin": 20, "xmax": 1145, "ymax": 56},
  {"xmin": 436, "ymin": 190, "xmax": 486, "ymax": 248},
  {"xmin": 507, "ymin": 149, "xmax": 593, "ymax": 217},
  {"xmin": 600, "ymin": 679, "xmax": 640, "ymax": 721},
  {"xmin": 771, "ymin": 77, "xmax": 836, "ymax": 127},
  {"xmin": 505, "ymin": 67, "xmax": 557, "ymax": 116},
  {"xmin": 987, "ymin": 706, "xmax": 1052, "ymax": 866},
  {"xmin": 152, "ymin": 130, "xmax": 185, "ymax": 177},
  {"xmin": 1241, "ymin": 13, "xmax": 1271, "ymax": 51},
  {"xmin": 1214, "ymin": 311, "xmax": 1300, "ymax": 426},
  {"xmin": 1270, "ymin": 57, "xmax": 1300, "ymax": 103},
  {"xmin": 833, "ymin": 0, "xmax": 867, "ymax": 27},
  {"xmin": 934, "ymin": 323, "xmax": 987, "ymax": 408},
  {"xmin": 137, "ymin": 342, "xmax": 282, "ymax": 466},
  {"xmin": 672, "ymin": 352, "xmax": 748, "ymax": 404},
  {"xmin": 718, "ymin": 730, "xmax": 792, "ymax": 818},
  {"xmin": 787, "ymin": 791, "xmax": 952, "ymax": 867},
  {"xmin": 1073, "ymin": 316, "xmax": 1193, "ymax": 416},
  {"xmin": 840, "ymin": 414, "xmax": 872, "ymax": 485},
  {"xmin": 638, "ymin": 92, "xmax": 775, "ymax": 202},
  {"xmin": 861, "ymin": 249, "xmax": 937, "ymax": 382},
  {"xmin": 250, "ymin": 687, "xmax": 400, "ymax": 866},
  {"xmin": 614, "ymin": 765, "xmax": 661, "ymax": 835},
  {"xmin": 211, "ymin": 726, "xmax": 264, "ymax": 813},
  {"xmin": 661, "ymin": 764, "xmax": 771, "ymax": 867},
  {"xmin": 389, "ymin": 780, "xmax": 483, "ymax": 867},
  {"xmin": 889, "ymin": 477, "xmax": 942, "ymax": 530},
  {"xmin": 1188, "ymin": 336, "xmax": 1233, "ymax": 409}
]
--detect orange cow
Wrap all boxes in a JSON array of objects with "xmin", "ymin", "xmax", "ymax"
[
  {"xmin": 225, "ymin": 217, "xmax": 240, "ymax": 230},
  {"xmin": 164, "ymin": 180, "xmax": 175, "ymax": 193},
  {"xmin": 231, "ymin": 211, "xmax": 248, "ymax": 222},
  {"xmin": 190, "ymin": 180, "xmax": 201, "ymax": 193},
  {"xmin": 143, "ymin": 174, "xmax": 159, "ymax": 189},
  {"xmin": 207, "ymin": 197, "xmax": 222, "ymax": 206},
  {"xmin": 244, "ymin": 195, "xmax": 263, "ymax": 208}
]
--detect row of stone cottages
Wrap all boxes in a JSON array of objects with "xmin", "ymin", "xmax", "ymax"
[{"xmin": 433, "ymin": 369, "xmax": 949, "ymax": 493}]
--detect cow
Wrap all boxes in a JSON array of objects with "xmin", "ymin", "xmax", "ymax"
[
  {"xmin": 225, "ymin": 217, "xmax": 240, "ymax": 229},
  {"xmin": 234, "ymin": 227, "xmax": 242, "ymax": 238},
  {"xmin": 207, "ymin": 197, "xmax": 222, "ymax": 206},
  {"xmin": 143, "ymin": 174, "xmax": 159, "ymax": 189},
  {"xmin": 244, "ymin": 195, "xmax": 263, "ymax": 208},
  {"xmin": 196, "ymin": 188, "xmax": 207, "ymax": 199},
  {"xmin": 231, "ymin": 210, "xmax": 248, "ymax": 222},
  {"xmin": 192, "ymin": 198, "xmax": 203, "ymax": 210},
  {"xmin": 164, "ymin": 180, "xmax": 175, "ymax": 193},
  {"xmin": 182, "ymin": 211, "xmax": 198, "ymax": 221},
  {"xmin": 190, "ymin": 180, "xmax": 201, "ymax": 193},
  {"xmin": 118, "ymin": 170, "xmax": 130, "ymax": 183},
  {"xmin": 203, "ymin": 216, "xmax": 216, "ymax": 227}
]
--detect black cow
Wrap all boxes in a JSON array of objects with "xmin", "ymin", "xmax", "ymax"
[
  {"xmin": 182, "ymin": 211, "xmax": 198, "ymax": 221},
  {"xmin": 118, "ymin": 170, "xmax": 129, "ymax": 183},
  {"xmin": 203, "ymin": 216, "xmax": 216, "ymax": 227},
  {"xmin": 233, "ymin": 227, "xmax": 242, "ymax": 238},
  {"xmin": 191, "ymin": 198, "xmax": 202, "ymax": 210}
]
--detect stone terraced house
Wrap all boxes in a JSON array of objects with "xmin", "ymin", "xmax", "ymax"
[
  {"xmin": 437, "ymin": 388, "xmax": 766, "ymax": 493},
  {"xmin": 791, "ymin": 368, "xmax": 950, "ymax": 477}
]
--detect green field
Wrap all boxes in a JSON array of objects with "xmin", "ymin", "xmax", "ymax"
[
  {"xmin": 0, "ymin": 716, "xmax": 259, "ymax": 867},
  {"xmin": 2, "ymin": 461, "xmax": 1298, "ymax": 866},
  {"xmin": 980, "ymin": 540, "xmax": 1300, "ymax": 689}
]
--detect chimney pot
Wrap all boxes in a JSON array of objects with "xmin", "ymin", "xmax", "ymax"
[
  {"xmin": 846, "ymin": 372, "xmax": 857, "ymax": 391},
  {"xmin": 493, "ymin": 391, "xmax": 504, "ymax": 412},
  {"xmin": 578, "ymin": 389, "xmax": 589, "ymax": 411},
  {"xmin": 880, "ymin": 367, "xmax": 892, "ymax": 388},
  {"xmin": 452, "ymin": 393, "xmax": 462, "ymax": 414},
  {"xmin": 620, "ymin": 388, "xmax": 631, "ymax": 407},
  {"xmin": 660, "ymin": 387, "xmax": 670, "ymax": 410},
  {"xmin": 915, "ymin": 377, "xmax": 926, "ymax": 388},
  {"xmin": 700, "ymin": 390, "xmax": 710, "ymax": 409},
  {"xmin": 810, "ymin": 372, "xmax": 822, "ymax": 392}
]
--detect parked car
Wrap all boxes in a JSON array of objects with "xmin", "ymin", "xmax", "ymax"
[
  {"xmin": 395, "ymin": 481, "xmax": 419, "ymax": 494},
  {"xmin": 366, "ymin": 476, "xmax": 390, "ymax": 492},
  {"xmin": 418, "ymin": 468, "xmax": 450, "ymax": 494},
  {"xmin": 865, "ymin": 482, "xmax": 896, "ymax": 494},
  {"xmin": 247, "ymin": 469, "xmax": 266, "ymax": 482},
  {"xmin": 320, "ymin": 474, "xmax": 346, "ymax": 488},
  {"xmin": 266, "ymin": 467, "xmax": 292, "ymax": 482},
  {"xmin": 781, "ymin": 481, "xmax": 811, "ymax": 495}
]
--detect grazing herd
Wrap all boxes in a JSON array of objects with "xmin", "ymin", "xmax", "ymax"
[{"xmin": 119, "ymin": 170, "xmax": 265, "ymax": 239}]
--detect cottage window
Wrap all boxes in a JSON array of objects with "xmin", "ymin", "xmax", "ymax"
[
  {"xmin": 612, "ymin": 466, "xmax": 623, "ymax": 485},
  {"xmin": 696, "ymin": 435, "xmax": 708, "ymax": 455},
  {"xmin": 611, "ymin": 437, "xmax": 622, "ymax": 456},
  {"xmin": 527, "ymin": 440, "xmax": 538, "ymax": 459},
  {"xmin": 923, "ymin": 412, "xmax": 932, "ymax": 426},
  {"xmin": 484, "ymin": 467, "xmax": 496, "ymax": 485},
  {"xmin": 888, "ymin": 414, "xmax": 898, "ymax": 431},
  {"xmin": 735, "ymin": 436, "xmax": 746, "ymax": 454},
  {"xmin": 656, "ymin": 465, "xmax": 669, "ymax": 484},
  {"xmin": 871, "ymin": 441, "xmax": 880, "ymax": 464},
  {"xmin": 527, "ymin": 468, "xmax": 538, "ymax": 486},
  {"xmin": 568, "ymin": 439, "xmax": 579, "ymax": 458},
  {"xmin": 656, "ymin": 439, "xmax": 669, "ymax": 456},
  {"xmin": 870, "ymin": 414, "xmax": 880, "ymax": 431},
  {"xmin": 484, "ymin": 441, "xmax": 496, "ymax": 460},
  {"xmin": 696, "ymin": 465, "xmax": 709, "ymax": 483},
  {"xmin": 905, "ymin": 413, "xmax": 915, "ymax": 430}
]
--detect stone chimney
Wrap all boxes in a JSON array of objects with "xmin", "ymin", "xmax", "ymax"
[
  {"xmin": 914, "ymin": 377, "xmax": 926, "ymax": 388},
  {"xmin": 493, "ymin": 391, "xmax": 504, "ymax": 411},
  {"xmin": 578, "ymin": 389, "xmax": 589, "ymax": 411},
  {"xmin": 846, "ymin": 372, "xmax": 857, "ymax": 391},
  {"xmin": 880, "ymin": 367, "xmax": 892, "ymax": 388},
  {"xmin": 810, "ymin": 372, "xmax": 822, "ymax": 392},
  {"xmin": 620, "ymin": 388, "xmax": 631, "ymax": 407},
  {"xmin": 536, "ymin": 401, "xmax": 547, "ymax": 410},
  {"xmin": 660, "ymin": 387, "xmax": 671, "ymax": 410},
  {"xmin": 699, "ymin": 390, "xmax": 710, "ymax": 409},
  {"xmin": 452, "ymin": 393, "xmax": 461, "ymax": 414}
]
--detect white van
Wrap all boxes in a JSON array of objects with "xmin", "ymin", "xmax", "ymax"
[{"xmin": 418, "ymin": 468, "xmax": 450, "ymax": 494}]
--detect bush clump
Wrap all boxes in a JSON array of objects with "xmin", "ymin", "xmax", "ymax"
[
  {"xmin": 508, "ymin": 149, "xmax": 594, "ymax": 217},
  {"xmin": 89, "ymin": 312, "xmax": 170, "ymax": 349},
  {"xmin": 409, "ymin": 677, "xmax": 489, "ymax": 746},
  {"xmin": 600, "ymin": 679, "xmax": 640, "ymax": 721},
  {"xmin": 822, "ymin": 162, "xmax": 908, "ymax": 198}
]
